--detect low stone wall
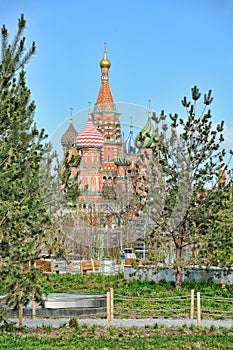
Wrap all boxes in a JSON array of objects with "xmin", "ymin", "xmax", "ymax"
[
  {"xmin": 0, "ymin": 293, "xmax": 107, "ymax": 317},
  {"xmin": 124, "ymin": 265, "xmax": 233, "ymax": 285}
]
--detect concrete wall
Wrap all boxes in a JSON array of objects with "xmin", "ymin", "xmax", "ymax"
[{"xmin": 124, "ymin": 266, "xmax": 233, "ymax": 285}]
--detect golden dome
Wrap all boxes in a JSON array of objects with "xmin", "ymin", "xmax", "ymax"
[{"xmin": 100, "ymin": 50, "xmax": 111, "ymax": 69}]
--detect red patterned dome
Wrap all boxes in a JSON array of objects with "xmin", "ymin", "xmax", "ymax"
[
  {"xmin": 76, "ymin": 114, "xmax": 104, "ymax": 149},
  {"xmin": 61, "ymin": 122, "xmax": 78, "ymax": 147}
]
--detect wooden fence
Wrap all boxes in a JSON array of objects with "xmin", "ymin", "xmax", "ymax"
[
  {"xmin": 3, "ymin": 289, "xmax": 233, "ymax": 328},
  {"xmin": 107, "ymin": 289, "xmax": 233, "ymax": 328}
]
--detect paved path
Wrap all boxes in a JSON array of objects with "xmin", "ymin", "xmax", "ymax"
[{"xmin": 6, "ymin": 317, "xmax": 233, "ymax": 329}]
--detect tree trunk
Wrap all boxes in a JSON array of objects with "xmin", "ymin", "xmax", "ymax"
[
  {"xmin": 175, "ymin": 223, "xmax": 185, "ymax": 288},
  {"xmin": 18, "ymin": 303, "xmax": 23, "ymax": 327},
  {"xmin": 175, "ymin": 245, "xmax": 183, "ymax": 288},
  {"xmin": 18, "ymin": 290, "xmax": 23, "ymax": 327}
]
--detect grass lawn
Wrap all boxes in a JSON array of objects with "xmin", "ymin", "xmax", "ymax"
[
  {"xmin": 1, "ymin": 325, "xmax": 233, "ymax": 350},
  {"xmin": 1, "ymin": 273, "xmax": 233, "ymax": 319},
  {"xmin": 41, "ymin": 274, "xmax": 233, "ymax": 319},
  {"xmin": 1, "ymin": 273, "xmax": 232, "ymax": 299},
  {"xmin": 39, "ymin": 273, "xmax": 233, "ymax": 298},
  {"xmin": 1, "ymin": 274, "xmax": 233, "ymax": 349}
]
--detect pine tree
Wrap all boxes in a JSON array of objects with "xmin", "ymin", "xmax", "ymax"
[
  {"xmin": 0, "ymin": 15, "xmax": 53, "ymax": 323},
  {"xmin": 0, "ymin": 14, "xmax": 35, "ymax": 89},
  {"xmin": 145, "ymin": 86, "xmax": 230, "ymax": 287}
]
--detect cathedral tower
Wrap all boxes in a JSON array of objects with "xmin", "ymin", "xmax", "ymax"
[{"xmin": 91, "ymin": 45, "xmax": 123, "ymax": 162}]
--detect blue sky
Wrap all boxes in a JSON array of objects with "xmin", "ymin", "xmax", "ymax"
[{"xmin": 1, "ymin": 0, "xmax": 233, "ymax": 158}]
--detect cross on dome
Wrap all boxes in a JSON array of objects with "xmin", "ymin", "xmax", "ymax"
[
  {"xmin": 148, "ymin": 99, "xmax": 151, "ymax": 118},
  {"xmin": 69, "ymin": 107, "xmax": 73, "ymax": 123}
]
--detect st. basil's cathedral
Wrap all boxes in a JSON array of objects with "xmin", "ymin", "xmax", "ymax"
[{"xmin": 60, "ymin": 48, "xmax": 156, "ymax": 204}]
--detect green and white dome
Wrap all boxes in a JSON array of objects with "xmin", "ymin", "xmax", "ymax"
[{"xmin": 135, "ymin": 114, "xmax": 157, "ymax": 149}]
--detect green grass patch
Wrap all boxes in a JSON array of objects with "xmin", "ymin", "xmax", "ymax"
[
  {"xmin": 38, "ymin": 274, "xmax": 233, "ymax": 319},
  {"xmin": 1, "ymin": 274, "xmax": 233, "ymax": 319},
  {"xmin": 1, "ymin": 333, "xmax": 233, "ymax": 350}
]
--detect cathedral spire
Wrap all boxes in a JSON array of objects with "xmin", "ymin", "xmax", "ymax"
[{"xmin": 95, "ymin": 43, "xmax": 114, "ymax": 111}]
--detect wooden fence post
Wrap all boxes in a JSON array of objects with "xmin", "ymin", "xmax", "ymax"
[
  {"xmin": 190, "ymin": 289, "xmax": 194, "ymax": 320},
  {"xmin": 107, "ymin": 291, "xmax": 111, "ymax": 325},
  {"xmin": 197, "ymin": 292, "xmax": 201, "ymax": 328},
  {"xmin": 110, "ymin": 288, "xmax": 114, "ymax": 319}
]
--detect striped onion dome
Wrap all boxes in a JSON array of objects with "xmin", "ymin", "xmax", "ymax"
[
  {"xmin": 114, "ymin": 152, "xmax": 132, "ymax": 167},
  {"xmin": 135, "ymin": 115, "xmax": 157, "ymax": 149},
  {"xmin": 61, "ymin": 121, "xmax": 78, "ymax": 148},
  {"xmin": 76, "ymin": 114, "xmax": 104, "ymax": 149},
  {"xmin": 124, "ymin": 124, "xmax": 140, "ymax": 155}
]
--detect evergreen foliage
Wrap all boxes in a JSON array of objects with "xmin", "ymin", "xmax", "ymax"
[
  {"xmin": 0, "ymin": 15, "xmax": 55, "ymax": 312},
  {"xmin": 145, "ymin": 86, "xmax": 232, "ymax": 287},
  {"xmin": 60, "ymin": 146, "xmax": 81, "ymax": 205},
  {"xmin": 195, "ymin": 180, "xmax": 233, "ymax": 267}
]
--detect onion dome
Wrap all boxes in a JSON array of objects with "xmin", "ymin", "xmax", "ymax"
[
  {"xmin": 100, "ymin": 49, "xmax": 111, "ymax": 69},
  {"xmin": 124, "ymin": 119, "xmax": 140, "ymax": 155},
  {"xmin": 76, "ymin": 113, "xmax": 104, "ymax": 149},
  {"xmin": 61, "ymin": 110, "xmax": 78, "ymax": 148},
  {"xmin": 135, "ymin": 101, "xmax": 157, "ymax": 149},
  {"xmin": 114, "ymin": 152, "xmax": 132, "ymax": 167}
]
